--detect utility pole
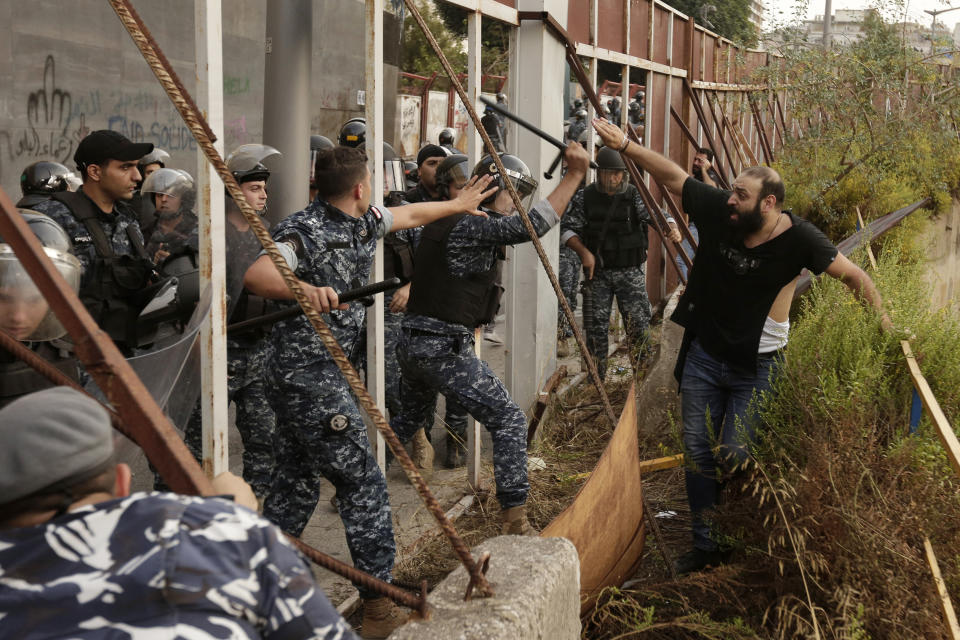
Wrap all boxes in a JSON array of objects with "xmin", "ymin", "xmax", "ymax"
[
  {"xmin": 923, "ymin": 6, "xmax": 960, "ymax": 57},
  {"xmin": 822, "ymin": 0, "xmax": 833, "ymax": 50}
]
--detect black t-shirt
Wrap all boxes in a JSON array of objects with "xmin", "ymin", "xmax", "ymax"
[{"xmin": 672, "ymin": 177, "xmax": 838, "ymax": 373}]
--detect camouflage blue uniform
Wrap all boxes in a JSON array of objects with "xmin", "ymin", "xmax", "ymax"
[
  {"xmin": 391, "ymin": 199, "xmax": 561, "ymax": 509},
  {"xmin": 31, "ymin": 193, "xmax": 147, "ymax": 293},
  {"xmin": 557, "ymin": 244, "xmax": 581, "ymax": 338},
  {"xmin": 225, "ymin": 219, "xmax": 278, "ymax": 498},
  {"xmin": 174, "ymin": 219, "xmax": 277, "ymax": 498},
  {"xmin": 561, "ymin": 186, "xmax": 653, "ymax": 378},
  {"xmin": 383, "ymin": 226, "xmax": 420, "ymax": 419},
  {"xmin": 0, "ymin": 492, "xmax": 357, "ymax": 639},
  {"xmin": 261, "ymin": 199, "xmax": 395, "ymax": 598},
  {"xmin": 145, "ymin": 210, "xmax": 199, "ymax": 260}
]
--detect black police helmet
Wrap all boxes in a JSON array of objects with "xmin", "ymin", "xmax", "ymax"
[
  {"xmin": 596, "ymin": 147, "xmax": 627, "ymax": 171},
  {"xmin": 338, "ymin": 118, "xmax": 366, "ymax": 148},
  {"xmin": 439, "ymin": 128, "xmax": 456, "ymax": 146},
  {"xmin": 471, "ymin": 153, "xmax": 538, "ymax": 208},
  {"xmin": 310, "ymin": 135, "xmax": 334, "ymax": 152},
  {"xmin": 20, "ymin": 162, "xmax": 72, "ymax": 196},
  {"xmin": 435, "ymin": 154, "xmax": 470, "ymax": 200}
]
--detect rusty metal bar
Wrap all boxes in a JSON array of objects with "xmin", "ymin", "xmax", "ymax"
[
  {"xmin": 681, "ymin": 79, "xmax": 731, "ymax": 189},
  {"xmin": 521, "ymin": 10, "xmax": 690, "ymax": 284},
  {"xmin": 518, "ymin": 11, "xmax": 679, "ymax": 577},
  {"xmin": 749, "ymin": 96, "xmax": 775, "ymax": 164},
  {"xmin": 711, "ymin": 92, "xmax": 748, "ymax": 172},
  {"xmin": 0, "ymin": 328, "xmax": 132, "ymax": 441},
  {"xmin": 700, "ymin": 88, "xmax": 739, "ymax": 178},
  {"xmin": 768, "ymin": 97, "xmax": 785, "ymax": 148},
  {"xmin": 0, "ymin": 188, "xmax": 213, "ymax": 497},
  {"xmin": 104, "ymin": 0, "xmax": 483, "ymax": 602}
]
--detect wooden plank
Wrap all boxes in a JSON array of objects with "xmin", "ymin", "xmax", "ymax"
[
  {"xmin": 924, "ymin": 536, "xmax": 960, "ymax": 640},
  {"xmin": 901, "ymin": 340, "xmax": 960, "ymax": 478},
  {"xmin": 856, "ymin": 207, "xmax": 878, "ymax": 269},
  {"xmin": 640, "ymin": 453, "xmax": 684, "ymax": 473},
  {"xmin": 731, "ymin": 117, "xmax": 761, "ymax": 166}
]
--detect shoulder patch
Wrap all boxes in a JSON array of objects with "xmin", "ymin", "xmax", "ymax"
[{"xmin": 370, "ymin": 205, "xmax": 383, "ymax": 220}]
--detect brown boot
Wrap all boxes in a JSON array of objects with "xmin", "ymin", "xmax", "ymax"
[
  {"xmin": 410, "ymin": 428, "xmax": 434, "ymax": 483},
  {"xmin": 500, "ymin": 505, "xmax": 538, "ymax": 536},
  {"xmin": 360, "ymin": 597, "xmax": 409, "ymax": 638}
]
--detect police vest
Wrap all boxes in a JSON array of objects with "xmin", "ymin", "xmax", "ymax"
[
  {"xmin": 406, "ymin": 214, "xmax": 503, "ymax": 329},
  {"xmin": 0, "ymin": 341, "xmax": 80, "ymax": 409},
  {"xmin": 581, "ymin": 183, "xmax": 648, "ymax": 269},
  {"xmin": 51, "ymin": 191, "xmax": 155, "ymax": 350},
  {"xmin": 382, "ymin": 232, "xmax": 415, "ymax": 283}
]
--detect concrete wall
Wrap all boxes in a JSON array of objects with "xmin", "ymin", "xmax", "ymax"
[
  {"xmin": 389, "ymin": 536, "xmax": 581, "ymax": 640},
  {"xmin": 0, "ymin": 0, "xmax": 399, "ymax": 199},
  {"xmin": 924, "ymin": 200, "xmax": 960, "ymax": 314}
]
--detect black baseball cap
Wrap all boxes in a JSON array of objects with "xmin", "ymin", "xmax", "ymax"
[{"xmin": 74, "ymin": 130, "xmax": 154, "ymax": 170}]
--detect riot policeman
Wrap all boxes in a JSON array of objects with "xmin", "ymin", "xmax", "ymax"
[
  {"xmin": 17, "ymin": 162, "xmax": 76, "ymax": 209},
  {"xmin": 244, "ymin": 145, "xmax": 495, "ymax": 637},
  {"xmin": 338, "ymin": 117, "xmax": 366, "ymax": 148},
  {"xmin": 608, "ymin": 97, "xmax": 622, "ymax": 125},
  {"xmin": 218, "ymin": 144, "xmax": 282, "ymax": 498},
  {"xmin": 30, "ymin": 130, "xmax": 157, "ymax": 356},
  {"xmin": 628, "ymin": 100, "xmax": 644, "ymax": 129},
  {"xmin": 390, "ymin": 146, "xmax": 589, "ymax": 535},
  {"xmin": 403, "ymin": 144, "xmax": 449, "ymax": 204},
  {"xmin": 480, "ymin": 105, "xmax": 505, "ymax": 153},
  {"xmin": 566, "ymin": 109, "xmax": 588, "ymax": 144},
  {"xmin": 0, "ymin": 210, "xmax": 82, "ymax": 408},
  {"xmin": 140, "ymin": 169, "xmax": 198, "ymax": 264},
  {"xmin": 438, "ymin": 127, "xmax": 459, "ymax": 154},
  {"xmin": 309, "ymin": 135, "xmax": 335, "ymax": 203},
  {"xmin": 134, "ymin": 148, "xmax": 171, "ymax": 237},
  {"xmin": 560, "ymin": 146, "xmax": 679, "ymax": 377}
]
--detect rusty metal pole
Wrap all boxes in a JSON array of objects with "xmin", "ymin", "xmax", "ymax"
[{"xmin": 0, "ymin": 187, "xmax": 214, "ymax": 497}]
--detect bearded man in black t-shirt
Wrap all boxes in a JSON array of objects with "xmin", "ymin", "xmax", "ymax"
[{"xmin": 593, "ymin": 118, "xmax": 892, "ymax": 574}]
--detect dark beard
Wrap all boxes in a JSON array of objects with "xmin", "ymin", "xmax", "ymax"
[
  {"xmin": 726, "ymin": 199, "xmax": 764, "ymax": 237},
  {"xmin": 156, "ymin": 209, "xmax": 181, "ymax": 221}
]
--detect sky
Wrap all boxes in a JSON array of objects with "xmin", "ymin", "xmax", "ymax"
[{"xmin": 763, "ymin": 0, "xmax": 960, "ymax": 30}]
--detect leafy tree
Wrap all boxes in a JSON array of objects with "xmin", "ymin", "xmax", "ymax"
[
  {"xmin": 433, "ymin": 3, "xmax": 512, "ymax": 76},
  {"xmin": 665, "ymin": 0, "xmax": 758, "ymax": 46},
  {"xmin": 401, "ymin": 0, "xmax": 466, "ymax": 75}
]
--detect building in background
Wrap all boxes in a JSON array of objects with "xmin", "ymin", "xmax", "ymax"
[{"xmin": 0, "ymin": 0, "xmax": 401, "ymax": 198}]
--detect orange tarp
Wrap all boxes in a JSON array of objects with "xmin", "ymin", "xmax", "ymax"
[{"xmin": 541, "ymin": 383, "xmax": 646, "ymax": 613}]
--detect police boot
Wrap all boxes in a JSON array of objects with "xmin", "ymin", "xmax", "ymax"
[
  {"xmin": 410, "ymin": 428, "xmax": 434, "ymax": 483},
  {"xmin": 443, "ymin": 432, "xmax": 465, "ymax": 468},
  {"xmin": 500, "ymin": 505, "xmax": 538, "ymax": 536},
  {"xmin": 360, "ymin": 597, "xmax": 409, "ymax": 638}
]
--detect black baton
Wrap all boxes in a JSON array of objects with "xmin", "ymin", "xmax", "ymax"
[
  {"xmin": 479, "ymin": 97, "xmax": 598, "ymax": 170},
  {"xmin": 227, "ymin": 277, "xmax": 403, "ymax": 335}
]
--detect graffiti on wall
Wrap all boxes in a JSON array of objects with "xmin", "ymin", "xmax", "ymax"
[
  {"xmin": 396, "ymin": 95, "xmax": 421, "ymax": 157},
  {"xmin": 0, "ymin": 56, "xmax": 90, "ymax": 180}
]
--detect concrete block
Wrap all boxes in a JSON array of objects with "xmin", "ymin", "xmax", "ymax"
[{"xmin": 389, "ymin": 535, "xmax": 581, "ymax": 640}]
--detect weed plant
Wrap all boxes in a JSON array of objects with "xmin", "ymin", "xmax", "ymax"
[{"xmin": 583, "ymin": 224, "xmax": 960, "ymax": 638}]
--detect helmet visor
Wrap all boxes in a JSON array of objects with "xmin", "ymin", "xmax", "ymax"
[
  {"xmin": 384, "ymin": 159, "xmax": 406, "ymax": 195},
  {"xmin": 502, "ymin": 167, "xmax": 538, "ymax": 212},
  {"xmin": 0, "ymin": 246, "xmax": 81, "ymax": 341},
  {"xmin": 226, "ymin": 144, "xmax": 281, "ymax": 175},
  {"xmin": 142, "ymin": 168, "xmax": 195, "ymax": 198}
]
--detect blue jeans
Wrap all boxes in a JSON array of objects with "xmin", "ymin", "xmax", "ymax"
[
  {"xmin": 680, "ymin": 338, "xmax": 780, "ymax": 551},
  {"xmin": 676, "ymin": 222, "xmax": 698, "ymax": 281}
]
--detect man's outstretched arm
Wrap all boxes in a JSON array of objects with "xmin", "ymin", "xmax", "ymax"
[
  {"xmin": 390, "ymin": 175, "xmax": 497, "ymax": 230},
  {"xmin": 592, "ymin": 119, "xmax": 689, "ymax": 196},
  {"xmin": 825, "ymin": 253, "xmax": 894, "ymax": 330}
]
